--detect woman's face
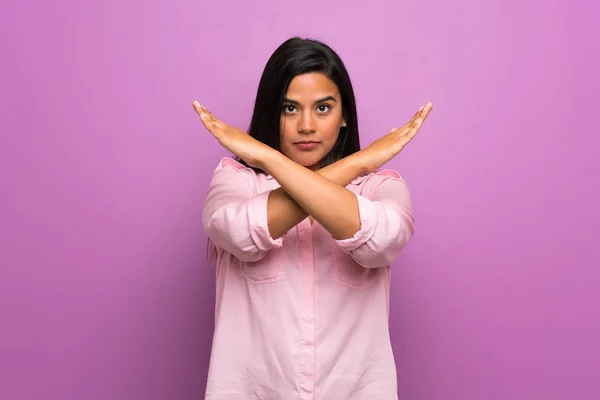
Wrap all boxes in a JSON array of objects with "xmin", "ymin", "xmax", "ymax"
[{"xmin": 279, "ymin": 72, "xmax": 345, "ymax": 171}]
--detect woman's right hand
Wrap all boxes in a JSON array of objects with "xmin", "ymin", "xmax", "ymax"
[
  {"xmin": 359, "ymin": 102, "xmax": 433, "ymax": 174},
  {"xmin": 192, "ymin": 101, "xmax": 275, "ymax": 170}
]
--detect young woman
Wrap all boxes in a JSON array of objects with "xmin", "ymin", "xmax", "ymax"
[{"xmin": 193, "ymin": 37, "xmax": 432, "ymax": 400}]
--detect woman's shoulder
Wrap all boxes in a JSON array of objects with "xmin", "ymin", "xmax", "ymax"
[
  {"xmin": 215, "ymin": 156, "xmax": 248, "ymax": 171},
  {"xmin": 352, "ymin": 168, "xmax": 403, "ymax": 185},
  {"xmin": 211, "ymin": 156, "xmax": 259, "ymax": 185},
  {"xmin": 352, "ymin": 168, "xmax": 408, "ymax": 198},
  {"xmin": 373, "ymin": 168, "xmax": 402, "ymax": 179},
  {"xmin": 213, "ymin": 157, "xmax": 258, "ymax": 177}
]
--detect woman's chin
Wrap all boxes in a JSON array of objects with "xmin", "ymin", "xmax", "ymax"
[
  {"xmin": 281, "ymin": 148, "xmax": 326, "ymax": 170},
  {"xmin": 292, "ymin": 155, "xmax": 323, "ymax": 170}
]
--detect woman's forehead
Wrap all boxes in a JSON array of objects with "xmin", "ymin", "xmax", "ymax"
[{"xmin": 285, "ymin": 72, "xmax": 340, "ymax": 101}]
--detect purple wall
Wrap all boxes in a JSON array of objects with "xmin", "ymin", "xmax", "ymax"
[{"xmin": 2, "ymin": 0, "xmax": 599, "ymax": 399}]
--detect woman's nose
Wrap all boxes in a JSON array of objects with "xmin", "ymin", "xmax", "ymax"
[{"xmin": 298, "ymin": 111, "xmax": 316, "ymax": 133}]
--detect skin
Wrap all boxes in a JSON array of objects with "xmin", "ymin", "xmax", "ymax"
[
  {"xmin": 193, "ymin": 72, "xmax": 433, "ymax": 240},
  {"xmin": 279, "ymin": 73, "xmax": 345, "ymax": 172}
]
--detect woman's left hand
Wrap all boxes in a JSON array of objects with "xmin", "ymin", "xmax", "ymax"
[{"xmin": 192, "ymin": 101, "xmax": 272, "ymax": 169}]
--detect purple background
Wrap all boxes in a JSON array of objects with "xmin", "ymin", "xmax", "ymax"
[{"xmin": 2, "ymin": 0, "xmax": 599, "ymax": 399}]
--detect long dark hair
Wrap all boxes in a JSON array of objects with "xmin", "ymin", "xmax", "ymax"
[{"xmin": 237, "ymin": 37, "xmax": 361, "ymax": 171}]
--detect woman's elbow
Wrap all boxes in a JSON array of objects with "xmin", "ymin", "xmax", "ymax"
[
  {"xmin": 233, "ymin": 248, "xmax": 268, "ymax": 263},
  {"xmin": 353, "ymin": 230, "xmax": 413, "ymax": 268},
  {"xmin": 203, "ymin": 217, "xmax": 266, "ymax": 262},
  {"xmin": 207, "ymin": 233, "xmax": 268, "ymax": 263}
]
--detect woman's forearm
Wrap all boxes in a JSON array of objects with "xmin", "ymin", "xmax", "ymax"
[
  {"xmin": 266, "ymin": 153, "xmax": 364, "ymax": 239},
  {"xmin": 263, "ymin": 151, "xmax": 364, "ymax": 240}
]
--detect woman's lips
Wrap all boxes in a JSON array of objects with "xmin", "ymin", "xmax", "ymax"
[{"xmin": 294, "ymin": 141, "xmax": 319, "ymax": 150}]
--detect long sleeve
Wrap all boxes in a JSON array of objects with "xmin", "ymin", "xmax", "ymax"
[
  {"xmin": 333, "ymin": 170, "xmax": 414, "ymax": 269},
  {"xmin": 202, "ymin": 158, "xmax": 283, "ymax": 262}
]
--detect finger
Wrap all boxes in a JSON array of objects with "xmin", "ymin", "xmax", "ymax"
[
  {"xmin": 412, "ymin": 102, "xmax": 433, "ymax": 125},
  {"xmin": 192, "ymin": 100, "xmax": 205, "ymax": 117},
  {"xmin": 193, "ymin": 101, "xmax": 224, "ymax": 133},
  {"xmin": 418, "ymin": 102, "xmax": 434, "ymax": 121},
  {"xmin": 413, "ymin": 102, "xmax": 434, "ymax": 130},
  {"xmin": 393, "ymin": 104, "xmax": 428, "ymax": 134},
  {"xmin": 404, "ymin": 117, "xmax": 424, "ymax": 139},
  {"xmin": 400, "ymin": 102, "xmax": 434, "ymax": 135},
  {"xmin": 194, "ymin": 105, "xmax": 214, "ymax": 129},
  {"xmin": 395, "ymin": 119, "xmax": 422, "ymax": 145},
  {"xmin": 195, "ymin": 104, "xmax": 216, "ymax": 124},
  {"xmin": 411, "ymin": 106, "xmax": 425, "ymax": 123},
  {"xmin": 193, "ymin": 101, "xmax": 218, "ymax": 123},
  {"xmin": 395, "ymin": 124, "xmax": 420, "ymax": 148},
  {"xmin": 202, "ymin": 106, "xmax": 219, "ymax": 123}
]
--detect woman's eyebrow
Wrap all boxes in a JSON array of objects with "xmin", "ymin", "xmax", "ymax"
[{"xmin": 283, "ymin": 96, "xmax": 338, "ymax": 105}]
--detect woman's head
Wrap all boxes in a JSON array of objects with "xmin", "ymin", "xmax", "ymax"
[{"xmin": 242, "ymin": 37, "xmax": 360, "ymax": 172}]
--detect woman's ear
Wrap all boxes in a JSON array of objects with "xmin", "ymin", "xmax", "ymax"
[{"xmin": 341, "ymin": 111, "xmax": 348, "ymax": 127}]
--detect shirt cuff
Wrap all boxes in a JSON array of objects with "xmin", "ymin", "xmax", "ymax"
[
  {"xmin": 333, "ymin": 192, "xmax": 378, "ymax": 253},
  {"xmin": 247, "ymin": 190, "xmax": 284, "ymax": 251}
]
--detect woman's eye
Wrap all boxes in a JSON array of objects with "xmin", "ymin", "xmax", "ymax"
[
  {"xmin": 283, "ymin": 105, "xmax": 296, "ymax": 113},
  {"xmin": 317, "ymin": 104, "xmax": 331, "ymax": 113}
]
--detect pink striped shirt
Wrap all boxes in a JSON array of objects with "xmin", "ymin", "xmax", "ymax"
[{"xmin": 202, "ymin": 157, "xmax": 414, "ymax": 400}]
